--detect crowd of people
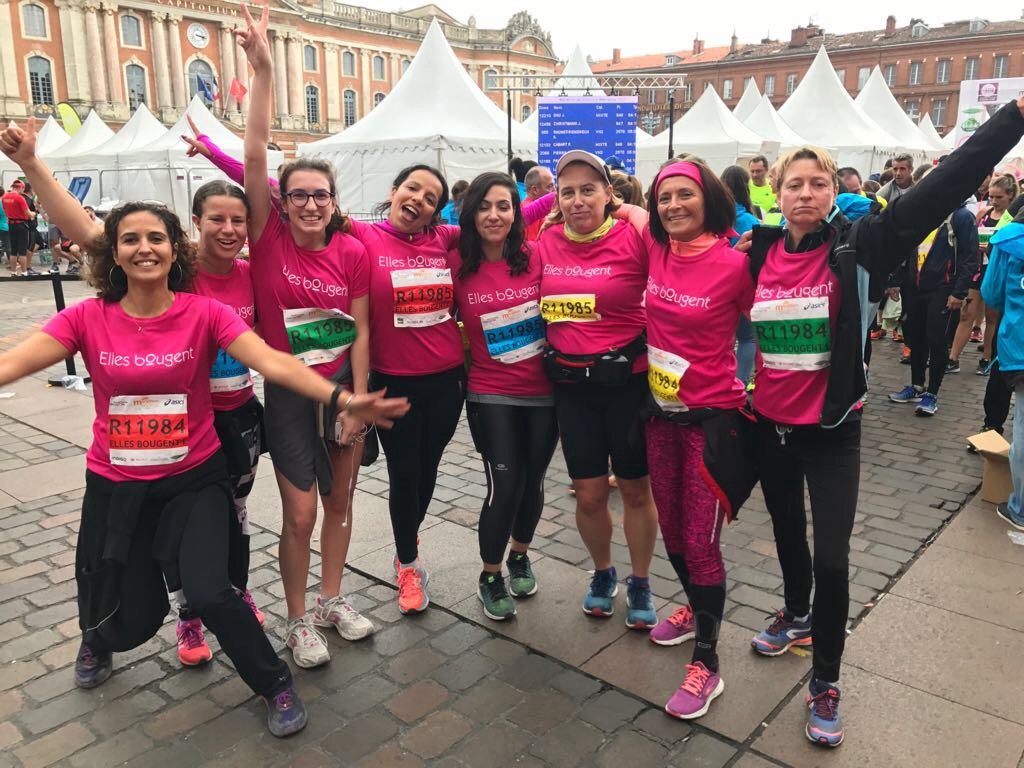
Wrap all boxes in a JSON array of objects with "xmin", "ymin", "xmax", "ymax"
[{"xmin": 0, "ymin": 0, "xmax": 1023, "ymax": 749}]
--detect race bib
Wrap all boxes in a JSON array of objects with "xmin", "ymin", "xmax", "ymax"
[
  {"xmin": 540, "ymin": 294, "xmax": 600, "ymax": 323},
  {"xmin": 392, "ymin": 268, "xmax": 454, "ymax": 328},
  {"xmin": 108, "ymin": 394, "xmax": 189, "ymax": 467},
  {"xmin": 210, "ymin": 349, "xmax": 252, "ymax": 393},
  {"xmin": 480, "ymin": 301, "xmax": 545, "ymax": 363},
  {"xmin": 751, "ymin": 297, "xmax": 831, "ymax": 371},
  {"xmin": 283, "ymin": 307, "xmax": 356, "ymax": 366},
  {"xmin": 647, "ymin": 345, "xmax": 690, "ymax": 411}
]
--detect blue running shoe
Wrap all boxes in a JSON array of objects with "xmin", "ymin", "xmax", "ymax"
[
  {"xmin": 751, "ymin": 610, "xmax": 812, "ymax": 656},
  {"xmin": 264, "ymin": 684, "xmax": 308, "ymax": 737},
  {"xmin": 806, "ymin": 680, "xmax": 844, "ymax": 747},
  {"xmin": 888, "ymin": 385, "xmax": 923, "ymax": 403},
  {"xmin": 583, "ymin": 567, "xmax": 618, "ymax": 617},
  {"xmin": 915, "ymin": 393, "xmax": 938, "ymax": 416},
  {"xmin": 625, "ymin": 575, "xmax": 657, "ymax": 629},
  {"xmin": 74, "ymin": 642, "xmax": 112, "ymax": 689}
]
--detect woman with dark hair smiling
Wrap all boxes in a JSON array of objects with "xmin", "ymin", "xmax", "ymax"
[{"xmin": 448, "ymin": 172, "xmax": 558, "ymax": 621}]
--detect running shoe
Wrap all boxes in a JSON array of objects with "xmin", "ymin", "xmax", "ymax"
[
  {"xmin": 915, "ymin": 393, "xmax": 938, "ymax": 416},
  {"xmin": 176, "ymin": 617, "xmax": 213, "ymax": 666},
  {"xmin": 582, "ymin": 566, "xmax": 618, "ymax": 617},
  {"xmin": 397, "ymin": 563, "xmax": 429, "ymax": 614},
  {"xmin": 477, "ymin": 572, "xmax": 516, "ymax": 620},
  {"xmin": 392, "ymin": 536, "xmax": 422, "ymax": 576},
  {"xmin": 264, "ymin": 684, "xmax": 308, "ymax": 738},
  {"xmin": 506, "ymin": 551, "xmax": 537, "ymax": 597},
  {"xmin": 891, "ymin": 330, "xmax": 903, "ymax": 343},
  {"xmin": 976, "ymin": 359, "xmax": 993, "ymax": 376},
  {"xmin": 74, "ymin": 642, "xmax": 112, "ymax": 689},
  {"xmin": 242, "ymin": 589, "xmax": 265, "ymax": 626},
  {"xmin": 868, "ymin": 328, "xmax": 886, "ymax": 340},
  {"xmin": 806, "ymin": 681, "xmax": 844, "ymax": 747},
  {"xmin": 751, "ymin": 610, "xmax": 813, "ymax": 656},
  {"xmin": 25, "ymin": 267, "xmax": 40, "ymax": 276},
  {"xmin": 977, "ymin": 342, "xmax": 985, "ymax": 353},
  {"xmin": 996, "ymin": 502, "xmax": 1024, "ymax": 531},
  {"xmin": 888, "ymin": 385, "xmax": 923, "ymax": 403},
  {"xmin": 650, "ymin": 605, "xmax": 696, "ymax": 646},
  {"xmin": 48, "ymin": 263, "xmax": 59, "ymax": 274},
  {"xmin": 284, "ymin": 617, "xmax": 330, "ymax": 668},
  {"xmin": 899, "ymin": 346, "xmax": 911, "ymax": 364},
  {"xmin": 970, "ymin": 327, "xmax": 984, "ymax": 343},
  {"xmin": 945, "ymin": 359, "xmax": 960, "ymax": 374},
  {"xmin": 664, "ymin": 662, "xmax": 724, "ymax": 720},
  {"xmin": 625, "ymin": 575, "xmax": 657, "ymax": 629},
  {"xmin": 66, "ymin": 263, "xmax": 79, "ymax": 275},
  {"xmin": 314, "ymin": 594, "xmax": 375, "ymax": 640}
]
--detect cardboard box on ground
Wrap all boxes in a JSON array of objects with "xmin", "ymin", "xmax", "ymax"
[{"xmin": 967, "ymin": 430, "xmax": 1012, "ymax": 503}]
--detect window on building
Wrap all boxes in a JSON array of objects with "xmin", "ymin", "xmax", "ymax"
[
  {"xmin": 343, "ymin": 89, "xmax": 357, "ymax": 126},
  {"xmin": 663, "ymin": 115, "xmax": 671, "ymax": 129},
  {"xmin": 305, "ymin": 84, "xmax": 320, "ymax": 125},
  {"xmin": 188, "ymin": 58, "xmax": 215, "ymax": 104},
  {"xmin": 786, "ymin": 73, "xmax": 797, "ymax": 95},
  {"xmin": 647, "ymin": 89, "xmax": 656, "ymax": 105},
  {"xmin": 125, "ymin": 64, "xmax": 146, "ymax": 110},
  {"xmin": 931, "ymin": 98, "xmax": 947, "ymax": 129},
  {"xmin": 342, "ymin": 50, "xmax": 355, "ymax": 76},
  {"xmin": 401, "ymin": 59, "xmax": 410, "ymax": 75},
  {"xmin": 995, "ymin": 54, "xmax": 1009, "ymax": 78},
  {"xmin": 27, "ymin": 56, "xmax": 53, "ymax": 105},
  {"xmin": 857, "ymin": 66, "xmax": 870, "ymax": 90},
  {"xmin": 965, "ymin": 57, "xmax": 979, "ymax": 80},
  {"xmin": 373, "ymin": 91, "xmax": 385, "ymax": 108},
  {"xmin": 969, "ymin": 18, "xmax": 988, "ymax": 33},
  {"xmin": 665, "ymin": 55, "xmax": 678, "ymax": 66},
  {"xmin": 303, "ymin": 44, "xmax": 317, "ymax": 72},
  {"xmin": 904, "ymin": 100, "xmax": 920, "ymax": 120},
  {"xmin": 911, "ymin": 22, "xmax": 928, "ymax": 37},
  {"xmin": 763, "ymin": 74, "xmax": 775, "ymax": 97},
  {"xmin": 484, "ymin": 68, "xmax": 497, "ymax": 90},
  {"xmin": 936, "ymin": 59, "xmax": 950, "ymax": 84},
  {"xmin": 722, "ymin": 79, "xmax": 733, "ymax": 99},
  {"xmin": 120, "ymin": 14, "xmax": 141, "ymax": 47},
  {"xmin": 834, "ymin": 68, "xmax": 845, "ymax": 86},
  {"xmin": 884, "ymin": 64, "xmax": 896, "ymax": 86},
  {"xmin": 21, "ymin": 3, "xmax": 46, "ymax": 38},
  {"xmin": 372, "ymin": 55, "xmax": 385, "ymax": 80},
  {"xmin": 909, "ymin": 62, "xmax": 922, "ymax": 86},
  {"xmin": 703, "ymin": 80, "xmax": 713, "ymax": 94},
  {"xmin": 683, "ymin": 81, "xmax": 693, "ymax": 101},
  {"xmin": 521, "ymin": 104, "xmax": 531, "ymax": 121}
]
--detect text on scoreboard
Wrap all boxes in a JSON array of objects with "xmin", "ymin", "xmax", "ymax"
[{"xmin": 537, "ymin": 96, "xmax": 638, "ymax": 175}]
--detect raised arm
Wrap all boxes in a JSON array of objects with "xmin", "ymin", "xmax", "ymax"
[
  {"xmin": 239, "ymin": 0, "xmax": 274, "ymax": 242},
  {"xmin": 0, "ymin": 333, "xmax": 77, "ymax": 387},
  {"xmin": 0, "ymin": 120, "xmax": 103, "ymax": 250},
  {"xmin": 182, "ymin": 115, "xmax": 281, "ymax": 208}
]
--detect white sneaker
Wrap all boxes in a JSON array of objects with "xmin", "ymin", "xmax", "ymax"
[
  {"xmin": 313, "ymin": 594, "xmax": 375, "ymax": 641},
  {"xmin": 284, "ymin": 617, "xmax": 330, "ymax": 668}
]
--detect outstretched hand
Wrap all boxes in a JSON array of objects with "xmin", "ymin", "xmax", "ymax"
[
  {"xmin": 342, "ymin": 388, "xmax": 411, "ymax": 430},
  {"xmin": 181, "ymin": 115, "xmax": 212, "ymax": 159},
  {"xmin": 235, "ymin": 0, "xmax": 271, "ymax": 72},
  {"xmin": 0, "ymin": 118, "xmax": 38, "ymax": 167}
]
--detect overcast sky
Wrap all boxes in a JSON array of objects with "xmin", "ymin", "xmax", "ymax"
[{"xmin": 377, "ymin": 2, "xmax": 1012, "ymax": 61}]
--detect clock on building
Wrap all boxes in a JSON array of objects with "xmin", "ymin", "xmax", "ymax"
[{"xmin": 187, "ymin": 23, "xmax": 210, "ymax": 48}]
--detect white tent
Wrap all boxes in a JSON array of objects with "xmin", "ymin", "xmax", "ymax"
[
  {"xmin": 636, "ymin": 86, "xmax": 776, "ymax": 181},
  {"xmin": 733, "ymin": 79, "xmax": 762, "ymax": 121},
  {"xmin": 743, "ymin": 95, "xmax": 807, "ymax": 153},
  {"xmin": 298, "ymin": 20, "xmax": 533, "ymax": 212},
  {"xmin": 779, "ymin": 47, "xmax": 900, "ymax": 174},
  {"xmin": 854, "ymin": 66, "xmax": 933, "ymax": 159},
  {"xmin": 916, "ymin": 113, "xmax": 948, "ymax": 154},
  {"xmin": 0, "ymin": 116, "xmax": 70, "ymax": 185},
  {"xmin": 47, "ymin": 111, "xmax": 114, "ymax": 160}
]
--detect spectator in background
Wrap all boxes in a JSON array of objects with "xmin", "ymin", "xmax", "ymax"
[
  {"xmin": 523, "ymin": 165, "xmax": 554, "ymax": 241},
  {"xmin": 508, "ymin": 157, "xmax": 535, "ymax": 200},
  {"xmin": 747, "ymin": 155, "xmax": 775, "ymax": 217},
  {"xmin": 878, "ymin": 153, "xmax": 914, "ymax": 201},
  {"xmin": 1, "ymin": 179, "xmax": 32, "ymax": 276},
  {"xmin": 863, "ymin": 180, "xmax": 881, "ymax": 195},
  {"xmin": 0, "ymin": 186, "xmax": 8, "ymax": 266},
  {"xmin": 442, "ymin": 181, "xmax": 469, "ymax": 225},
  {"xmin": 837, "ymin": 167, "xmax": 863, "ymax": 195},
  {"xmin": 610, "ymin": 170, "xmax": 644, "ymax": 207}
]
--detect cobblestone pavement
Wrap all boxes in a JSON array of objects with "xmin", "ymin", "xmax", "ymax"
[{"xmin": 0, "ymin": 281, "xmax": 1014, "ymax": 767}]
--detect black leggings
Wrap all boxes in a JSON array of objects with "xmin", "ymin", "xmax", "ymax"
[
  {"xmin": 985, "ymin": 327, "xmax": 1012, "ymax": 431},
  {"xmin": 903, "ymin": 287, "xmax": 952, "ymax": 395},
  {"xmin": 753, "ymin": 416, "xmax": 860, "ymax": 683},
  {"xmin": 371, "ymin": 366, "xmax": 466, "ymax": 564},
  {"xmin": 465, "ymin": 401, "xmax": 559, "ymax": 564}
]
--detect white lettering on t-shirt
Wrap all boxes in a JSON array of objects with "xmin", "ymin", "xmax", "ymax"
[
  {"xmin": 234, "ymin": 304, "xmax": 255, "ymax": 321},
  {"xmin": 99, "ymin": 348, "xmax": 196, "ymax": 367},
  {"xmin": 467, "ymin": 285, "xmax": 539, "ymax": 305},
  {"xmin": 378, "ymin": 254, "xmax": 447, "ymax": 270},
  {"xmin": 646, "ymin": 276, "xmax": 711, "ymax": 310},
  {"xmin": 755, "ymin": 281, "xmax": 835, "ymax": 301},
  {"xmin": 281, "ymin": 264, "xmax": 349, "ymax": 298},
  {"xmin": 542, "ymin": 264, "xmax": 613, "ymax": 278}
]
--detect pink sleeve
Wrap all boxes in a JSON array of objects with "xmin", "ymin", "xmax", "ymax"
[
  {"xmin": 210, "ymin": 299, "xmax": 251, "ymax": 349},
  {"xmin": 736, "ymin": 256, "xmax": 755, "ymax": 314},
  {"xmin": 41, "ymin": 303, "xmax": 84, "ymax": 355},
  {"xmin": 349, "ymin": 239, "xmax": 370, "ymax": 299},
  {"xmin": 617, "ymin": 203, "xmax": 649, "ymax": 235},
  {"xmin": 522, "ymin": 192, "xmax": 555, "ymax": 226},
  {"xmin": 197, "ymin": 134, "xmax": 250, "ymax": 187},
  {"xmin": 435, "ymin": 224, "xmax": 460, "ymax": 251}
]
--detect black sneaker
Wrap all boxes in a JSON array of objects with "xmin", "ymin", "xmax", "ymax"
[
  {"xmin": 74, "ymin": 642, "xmax": 112, "ymax": 689},
  {"xmin": 66, "ymin": 264, "xmax": 80, "ymax": 275},
  {"xmin": 976, "ymin": 359, "xmax": 993, "ymax": 376},
  {"xmin": 263, "ymin": 684, "xmax": 307, "ymax": 737},
  {"xmin": 945, "ymin": 359, "xmax": 960, "ymax": 374},
  {"xmin": 48, "ymin": 264, "xmax": 59, "ymax": 274}
]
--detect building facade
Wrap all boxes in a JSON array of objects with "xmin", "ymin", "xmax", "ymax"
[
  {"xmin": 592, "ymin": 15, "xmax": 1024, "ymax": 136},
  {"xmin": 0, "ymin": 0, "xmax": 557, "ymax": 149}
]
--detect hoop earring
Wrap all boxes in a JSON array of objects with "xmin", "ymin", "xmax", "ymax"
[
  {"xmin": 108, "ymin": 263, "xmax": 126, "ymax": 291},
  {"xmin": 170, "ymin": 261, "xmax": 184, "ymax": 288}
]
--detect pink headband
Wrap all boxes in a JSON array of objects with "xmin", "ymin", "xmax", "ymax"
[{"xmin": 654, "ymin": 161, "xmax": 703, "ymax": 199}]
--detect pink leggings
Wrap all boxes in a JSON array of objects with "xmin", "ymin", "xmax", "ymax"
[{"xmin": 646, "ymin": 419, "xmax": 726, "ymax": 586}]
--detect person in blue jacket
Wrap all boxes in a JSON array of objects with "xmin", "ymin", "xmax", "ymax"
[
  {"xmin": 980, "ymin": 216, "xmax": 1024, "ymax": 531},
  {"xmin": 720, "ymin": 165, "xmax": 760, "ymax": 385}
]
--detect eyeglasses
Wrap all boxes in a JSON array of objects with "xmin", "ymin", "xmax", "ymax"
[{"xmin": 284, "ymin": 190, "xmax": 334, "ymax": 207}]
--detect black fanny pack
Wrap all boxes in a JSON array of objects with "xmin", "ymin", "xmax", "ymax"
[{"xmin": 542, "ymin": 333, "xmax": 646, "ymax": 386}]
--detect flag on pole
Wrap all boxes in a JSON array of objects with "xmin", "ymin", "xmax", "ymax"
[
  {"xmin": 230, "ymin": 77, "xmax": 248, "ymax": 105},
  {"xmin": 197, "ymin": 75, "xmax": 219, "ymax": 102},
  {"xmin": 55, "ymin": 103, "xmax": 82, "ymax": 136}
]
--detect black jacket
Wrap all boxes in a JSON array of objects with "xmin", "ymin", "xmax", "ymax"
[
  {"xmin": 748, "ymin": 100, "xmax": 1024, "ymax": 427},
  {"xmin": 900, "ymin": 204, "xmax": 979, "ymax": 298}
]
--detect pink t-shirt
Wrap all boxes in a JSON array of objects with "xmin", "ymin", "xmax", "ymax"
[
  {"xmin": 537, "ymin": 220, "xmax": 648, "ymax": 371},
  {"xmin": 43, "ymin": 293, "xmax": 250, "ymax": 482},
  {"xmin": 250, "ymin": 212, "xmax": 369, "ymax": 379},
  {"xmin": 449, "ymin": 247, "xmax": 551, "ymax": 398},
  {"xmin": 350, "ymin": 219, "xmax": 464, "ymax": 376},
  {"xmin": 191, "ymin": 259, "xmax": 256, "ymax": 412},
  {"xmin": 644, "ymin": 232, "xmax": 754, "ymax": 411},
  {"xmin": 751, "ymin": 237, "xmax": 839, "ymax": 425}
]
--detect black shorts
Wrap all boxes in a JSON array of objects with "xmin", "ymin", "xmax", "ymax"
[
  {"xmin": 553, "ymin": 373, "xmax": 648, "ymax": 481},
  {"xmin": 7, "ymin": 222, "xmax": 29, "ymax": 255},
  {"xmin": 970, "ymin": 263, "xmax": 986, "ymax": 292}
]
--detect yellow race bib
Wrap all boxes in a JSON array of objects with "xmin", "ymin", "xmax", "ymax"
[{"xmin": 540, "ymin": 294, "xmax": 600, "ymax": 323}]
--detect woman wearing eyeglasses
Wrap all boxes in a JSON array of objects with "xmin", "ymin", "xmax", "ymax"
[{"xmin": 244, "ymin": 10, "xmax": 374, "ymax": 670}]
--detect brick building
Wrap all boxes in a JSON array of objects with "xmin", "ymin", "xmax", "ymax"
[
  {"xmin": 592, "ymin": 15, "xmax": 1024, "ymax": 136},
  {"xmin": 0, "ymin": 0, "xmax": 557, "ymax": 151}
]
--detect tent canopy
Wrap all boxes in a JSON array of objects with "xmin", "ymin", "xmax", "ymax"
[
  {"xmin": 46, "ymin": 111, "xmax": 114, "ymax": 159},
  {"xmin": 88, "ymin": 103, "xmax": 168, "ymax": 158},
  {"xmin": 854, "ymin": 66, "xmax": 932, "ymax": 155},
  {"xmin": 522, "ymin": 45, "xmax": 605, "ymax": 132},
  {"xmin": 733, "ymin": 78, "xmax": 762, "ymax": 121},
  {"xmin": 917, "ymin": 113, "xmax": 948, "ymax": 153},
  {"xmin": 743, "ymin": 95, "xmax": 807, "ymax": 153},
  {"xmin": 0, "ymin": 116, "xmax": 69, "ymax": 181}
]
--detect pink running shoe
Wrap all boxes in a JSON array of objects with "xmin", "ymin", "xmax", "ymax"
[
  {"xmin": 176, "ymin": 617, "xmax": 212, "ymax": 666},
  {"xmin": 242, "ymin": 590, "xmax": 266, "ymax": 627},
  {"xmin": 664, "ymin": 661, "xmax": 724, "ymax": 720},
  {"xmin": 650, "ymin": 605, "xmax": 696, "ymax": 646}
]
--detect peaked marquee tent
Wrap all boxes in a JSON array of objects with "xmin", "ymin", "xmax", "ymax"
[
  {"xmin": 46, "ymin": 110, "xmax": 115, "ymax": 161},
  {"xmin": 0, "ymin": 116, "xmax": 70, "ymax": 184},
  {"xmin": 854, "ymin": 66, "xmax": 933, "ymax": 159},
  {"xmin": 732, "ymin": 79, "xmax": 762, "ymax": 121},
  {"xmin": 522, "ymin": 44, "xmax": 604, "ymax": 134},
  {"xmin": 916, "ymin": 113, "xmax": 948, "ymax": 154},
  {"xmin": 298, "ymin": 20, "xmax": 534, "ymax": 212},
  {"xmin": 743, "ymin": 95, "xmax": 807, "ymax": 152}
]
